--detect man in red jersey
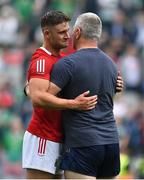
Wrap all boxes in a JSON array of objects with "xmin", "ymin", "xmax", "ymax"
[{"xmin": 22, "ymin": 10, "xmax": 98, "ymax": 179}]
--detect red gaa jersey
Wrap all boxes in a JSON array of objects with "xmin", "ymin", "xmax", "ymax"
[{"xmin": 27, "ymin": 47, "xmax": 66, "ymax": 142}]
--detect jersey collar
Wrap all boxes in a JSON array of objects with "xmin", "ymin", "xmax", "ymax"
[{"xmin": 40, "ymin": 47, "xmax": 52, "ymax": 56}]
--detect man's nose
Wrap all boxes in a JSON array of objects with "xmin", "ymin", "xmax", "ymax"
[{"xmin": 65, "ymin": 32, "xmax": 70, "ymax": 39}]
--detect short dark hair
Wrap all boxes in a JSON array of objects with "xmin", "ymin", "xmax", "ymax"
[{"xmin": 41, "ymin": 10, "xmax": 71, "ymax": 28}]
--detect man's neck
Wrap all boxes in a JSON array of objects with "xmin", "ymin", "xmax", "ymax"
[
  {"xmin": 76, "ymin": 39, "xmax": 98, "ymax": 51},
  {"xmin": 43, "ymin": 42, "xmax": 60, "ymax": 56}
]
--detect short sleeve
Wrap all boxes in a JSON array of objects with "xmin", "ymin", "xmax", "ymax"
[
  {"xmin": 50, "ymin": 57, "xmax": 73, "ymax": 89},
  {"xmin": 28, "ymin": 57, "xmax": 53, "ymax": 81}
]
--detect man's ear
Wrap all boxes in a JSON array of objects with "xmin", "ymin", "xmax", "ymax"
[
  {"xmin": 74, "ymin": 27, "xmax": 81, "ymax": 40},
  {"xmin": 43, "ymin": 28, "xmax": 50, "ymax": 38}
]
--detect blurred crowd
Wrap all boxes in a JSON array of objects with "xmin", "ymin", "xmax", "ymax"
[{"xmin": 0, "ymin": 0, "xmax": 143, "ymax": 178}]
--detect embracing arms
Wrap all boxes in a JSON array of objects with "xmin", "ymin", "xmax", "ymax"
[
  {"xmin": 26, "ymin": 78, "xmax": 97, "ymax": 110},
  {"xmin": 24, "ymin": 74, "xmax": 123, "ymax": 110}
]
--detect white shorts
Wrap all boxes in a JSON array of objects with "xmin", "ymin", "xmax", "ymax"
[{"xmin": 22, "ymin": 131, "xmax": 62, "ymax": 174}]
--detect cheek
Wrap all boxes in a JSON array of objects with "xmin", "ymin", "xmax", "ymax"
[
  {"xmin": 58, "ymin": 36, "xmax": 67, "ymax": 43},
  {"xmin": 51, "ymin": 34, "xmax": 60, "ymax": 43},
  {"xmin": 54, "ymin": 34, "xmax": 62, "ymax": 40}
]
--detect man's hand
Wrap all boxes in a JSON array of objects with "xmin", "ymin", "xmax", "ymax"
[
  {"xmin": 116, "ymin": 74, "xmax": 124, "ymax": 93},
  {"xmin": 68, "ymin": 91, "xmax": 98, "ymax": 110}
]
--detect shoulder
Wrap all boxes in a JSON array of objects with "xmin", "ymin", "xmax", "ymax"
[
  {"xmin": 28, "ymin": 48, "xmax": 54, "ymax": 75},
  {"xmin": 56, "ymin": 53, "xmax": 74, "ymax": 65},
  {"xmin": 99, "ymin": 49, "xmax": 117, "ymax": 66},
  {"xmin": 52, "ymin": 54, "xmax": 75, "ymax": 75},
  {"xmin": 30, "ymin": 48, "xmax": 52, "ymax": 64},
  {"xmin": 59, "ymin": 50, "xmax": 79, "ymax": 64}
]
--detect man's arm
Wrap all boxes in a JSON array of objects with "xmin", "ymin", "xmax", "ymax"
[
  {"xmin": 25, "ymin": 74, "xmax": 122, "ymax": 110},
  {"xmin": 25, "ymin": 74, "xmax": 123, "ymax": 96},
  {"xmin": 28, "ymin": 78, "xmax": 97, "ymax": 110}
]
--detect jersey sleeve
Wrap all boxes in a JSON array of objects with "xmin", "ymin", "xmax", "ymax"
[
  {"xmin": 28, "ymin": 57, "xmax": 53, "ymax": 81},
  {"xmin": 50, "ymin": 57, "xmax": 73, "ymax": 89}
]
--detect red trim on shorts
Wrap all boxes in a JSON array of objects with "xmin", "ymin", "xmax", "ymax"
[{"xmin": 38, "ymin": 138, "xmax": 47, "ymax": 155}]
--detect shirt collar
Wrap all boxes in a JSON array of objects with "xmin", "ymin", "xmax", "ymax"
[{"xmin": 40, "ymin": 47, "xmax": 52, "ymax": 55}]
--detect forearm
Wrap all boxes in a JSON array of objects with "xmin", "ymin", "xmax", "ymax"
[
  {"xmin": 24, "ymin": 81, "xmax": 75, "ymax": 109},
  {"xmin": 31, "ymin": 91, "xmax": 75, "ymax": 109}
]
